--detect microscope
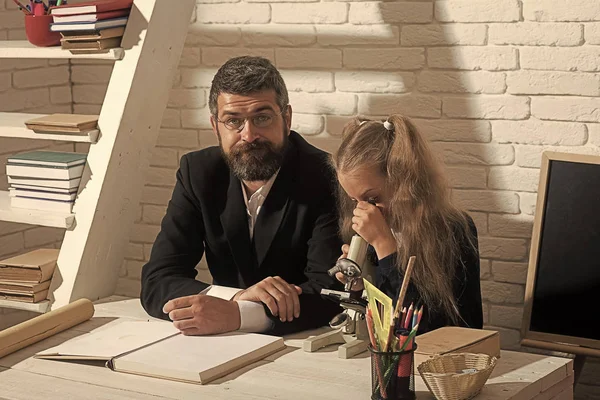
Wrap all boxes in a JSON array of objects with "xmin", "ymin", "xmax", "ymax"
[{"xmin": 303, "ymin": 234, "xmax": 373, "ymax": 359}]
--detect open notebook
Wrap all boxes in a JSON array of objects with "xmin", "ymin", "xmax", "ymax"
[{"xmin": 35, "ymin": 320, "xmax": 285, "ymax": 384}]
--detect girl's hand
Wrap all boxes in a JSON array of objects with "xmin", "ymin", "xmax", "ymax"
[
  {"xmin": 352, "ymin": 201, "xmax": 396, "ymax": 259},
  {"xmin": 338, "ymin": 244, "xmax": 349, "ymax": 260}
]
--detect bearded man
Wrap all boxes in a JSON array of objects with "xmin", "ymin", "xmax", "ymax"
[{"xmin": 140, "ymin": 56, "xmax": 343, "ymax": 335}]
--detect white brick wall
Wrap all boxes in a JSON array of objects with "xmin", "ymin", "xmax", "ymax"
[
  {"xmin": 524, "ymin": 0, "xmax": 600, "ymax": 22},
  {"xmin": 435, "ymin": 0, "xmax": 520, "ymax": 23},
  {"xmin": 1, "ymin": 0, "xmax": 599, "ymax": 394},
  {"xmin": 488, "ymin": 23, "xmax": 583, "ymax": 46},
  {"xmin": 427, "ymin": 47, "xmax": 518, "ymax": 70}
]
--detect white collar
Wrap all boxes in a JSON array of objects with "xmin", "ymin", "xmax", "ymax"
[{"xmin": 241, "ymin": 169, "xmax": 280, "ymax": 207}]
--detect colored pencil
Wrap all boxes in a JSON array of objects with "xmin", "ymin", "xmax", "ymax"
[
  {"xmin": 12, "ymin": 0, "xmax": 32, "ymax": 14},
  {"xmin": 411, "ymin": 307, "xmax": 418, "ymax": 329},
  {"xmin": 416, "ymin": 306, "xmax": 423, "ymax": 327},
  {"xmin": 386, "ymin": 256, "xmax": 416, "ymax": 352},
  {"xmin": 404, "ymin": 302, "xmax": 414, "ymax": 329}
]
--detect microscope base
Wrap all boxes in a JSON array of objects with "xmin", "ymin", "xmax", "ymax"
[{"xmin": 303, "ymin": 329, "xmax": 369, "ymax": 359}]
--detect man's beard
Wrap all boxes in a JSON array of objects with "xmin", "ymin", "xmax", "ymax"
[{"xmin": 219, "ymin": 128, "xmax": 288, "ymax": 182}]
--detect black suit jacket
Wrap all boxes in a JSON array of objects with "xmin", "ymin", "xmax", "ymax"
[{"xmin": 140, "ymin": 131, "xmax": 343, "ymax": 335}]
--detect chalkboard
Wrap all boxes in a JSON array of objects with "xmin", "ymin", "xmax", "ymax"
[{"xmin": 523, "ymin": 152, "xmax": 600, "ymax": 350}]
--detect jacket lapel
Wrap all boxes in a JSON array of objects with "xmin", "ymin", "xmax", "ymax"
[
  {"xmin": 253, "ymin": 139, "xmax": 296, "ymax": 267},
  {"xmin": 219, "ymin": 173, "xmax": 256, "ymax": 283}
]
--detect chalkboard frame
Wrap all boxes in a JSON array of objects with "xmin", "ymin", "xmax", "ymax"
[{"xmin": 521, "ymin": 151, "xmax": 600, "ymax": 352}]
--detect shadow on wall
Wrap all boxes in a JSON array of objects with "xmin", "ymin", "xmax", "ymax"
[{"xmin": 175, "ymin": 1, "xmax": 531, "ymax": 350}]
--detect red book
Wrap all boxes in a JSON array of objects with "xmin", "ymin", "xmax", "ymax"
[
  {"xmin": 50, "ymin": 0, "xmax": 133, "ymax": 16},
  {"xmin": 52, "ymin": 9, "xmax": 129, "ymax": 23}
]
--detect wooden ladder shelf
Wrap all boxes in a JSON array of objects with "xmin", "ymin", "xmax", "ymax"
[{"xmin": 0, "ymin": 0, "xmax": 195, "ymax": 313}]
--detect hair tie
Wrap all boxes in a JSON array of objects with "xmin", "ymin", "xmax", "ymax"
[{"xmin": 383, "ymin": 120, "xmax": 394, "ymax": 131}]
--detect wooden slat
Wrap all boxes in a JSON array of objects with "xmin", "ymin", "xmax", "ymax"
[
  {"xmin": 0, "ymin": 112, "xmax": 99, "ymax": 143},
  {"xmin": 0, "ymin": 299, "xmax": 49, "ymax": 313},
  {"xmin": 532, "ymin": 375, "xmax": 574, "ymax": 400},
  {"xmin": 0, "ymin": 367, "xmax": 171, "ymax": 400},
  {"xmin": 0, "ymin": 41, "xmax": 124, "ymax": 60},
  {"xmin": 0, "ymin": 191, "xmax": 74, "ymax": 229}
]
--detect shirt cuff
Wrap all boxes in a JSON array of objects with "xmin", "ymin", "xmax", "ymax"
[
  {"xmin": 237, "ymin": 300, "xmax": 274, "ymax": 332},
  {"xmin": 200, "ymin": 285, "xmax": 273, "ymax": 332},
  {"xmin": 200, "ymin": 285, "xmax": 242, "ymax": 300}
]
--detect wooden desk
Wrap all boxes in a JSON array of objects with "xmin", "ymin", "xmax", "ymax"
[{"xmin": 0, "ymin": 297, "xmax": 574, "ymax": 400}]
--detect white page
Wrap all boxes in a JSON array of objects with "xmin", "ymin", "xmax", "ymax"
[
  {"xmin": 113, "ymin": 331, "xmax": 285, "ymax": 383},
  {"xmin": 36, "ymin": 320, "xmax": 179, "ymax": 359}
]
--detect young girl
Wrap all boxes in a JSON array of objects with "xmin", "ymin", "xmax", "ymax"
[{"xmin": 331, "ymin": 114, "xmax": 483, "ymax": 334}]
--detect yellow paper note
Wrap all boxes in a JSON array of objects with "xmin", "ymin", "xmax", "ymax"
[{"xmin": 363, "ymin": 278, "xmax": 393, "ymax": 351}]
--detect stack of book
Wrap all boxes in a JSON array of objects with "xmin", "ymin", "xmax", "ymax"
[
  {"xmin": 6, "ymin": 151, "xmax": 87, "ymax": 213},
  {"xmin": 48, "ymin": 0, "xmax": 133, "ymax": 54},
  {"xmin": 25, "ymin": 113, "xmax": 99, "ymax": 140},
  {"xmin": 0, "ymin": 249, "xmax": 59, "ymax": 304}
]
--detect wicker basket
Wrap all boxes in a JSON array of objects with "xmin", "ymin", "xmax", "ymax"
[{"xmin": 417, "ymin": 353, "xmax": 497, "ymax": 400}]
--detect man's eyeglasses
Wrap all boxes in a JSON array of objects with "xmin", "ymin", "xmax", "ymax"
[{"xmin": 216, "ymin": 106, "xmax": 287, "ymax": 132}]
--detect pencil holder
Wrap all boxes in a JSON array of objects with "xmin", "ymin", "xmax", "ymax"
[
  {"xmin": 368, "ymin": 344, "xmax": 417, "ymax": 400},
  {"xmin": 25, "ymin": 15, "xmax": 61, "ymax": 47}
]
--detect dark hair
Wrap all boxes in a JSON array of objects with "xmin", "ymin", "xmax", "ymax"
[{"xmin": 209, "ymin": 56, "xmax": 289, "ymax": 116}]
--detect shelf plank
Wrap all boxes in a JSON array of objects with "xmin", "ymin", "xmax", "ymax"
[
  {"xmin": 0, "ymin": 299, "xmax": 49, "ymax": 313},
  {"xmin": 0, "ymin": 41, "xmax": 124, "ymax": 60},
  {"xmin": 0, "ymin": 113, "xmax": 98, "ymax": 143},
  {"xmin": 0, "ymin": 191, "xmax": 74, "ymax": 229}
]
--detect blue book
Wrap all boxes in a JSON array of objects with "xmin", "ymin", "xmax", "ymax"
[{"xmin": 8, "ymin": 151, "xmax": 87, "ymax": 168}]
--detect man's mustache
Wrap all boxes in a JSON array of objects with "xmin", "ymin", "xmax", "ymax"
[{"xmin": 232, "ymin": 141, "xmax": 272, "ymax": 154}]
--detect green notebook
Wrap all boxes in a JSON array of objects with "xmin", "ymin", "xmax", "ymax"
[{"xmin": 8, "ymin": 151, "xmax": 87, "ymax": 168}]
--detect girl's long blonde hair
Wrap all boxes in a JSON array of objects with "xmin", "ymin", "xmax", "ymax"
[{"xmin": 331, "ymin": 114, "xmax": 475, "ymax": 324}]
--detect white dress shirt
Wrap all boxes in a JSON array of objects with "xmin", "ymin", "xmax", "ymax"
[
  {"xmin": 241, "ymin": 171, "xmax": 279, "ymax": 239},
  {"xmin": 202, "ymin": 172, "xmax": 280, "ymax": 333}
]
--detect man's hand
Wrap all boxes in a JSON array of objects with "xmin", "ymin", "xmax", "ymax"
[
  {"xmin": 162, "ymin": 294, "xmax": 241, "ymax": 336},
  {"xmin": 232, "ymin": 276, "xmax": 302, "ymax": 323}
]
